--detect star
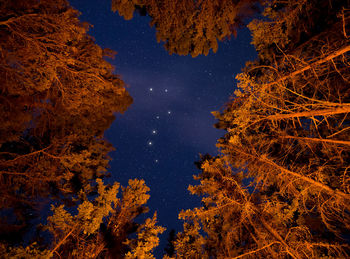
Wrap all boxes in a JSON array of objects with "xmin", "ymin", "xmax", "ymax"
[
  {"xmin": 148, "ymin": 141, "xmax": 153, "ymax": 146},
  {"xmin": 152, "ymin": 130, "xmax": 157, "ymax": 134},
  {"xmin": 155, "ymin": 159, "xmax": 159, "ymax": 163},
  {"xmin": 149, "ymin": 87, "xmax": 153, "ymax": 91},
  {"xmin": 156, "ymin": 115, "xmax": 160, "ymax": 119},
  {"xmin": 165, "ymin": 89, "xmax": 168, "ymax": 92},
  {"xmin": 167, "ymin": 111, "xmax": 171, "ymax": 114}
]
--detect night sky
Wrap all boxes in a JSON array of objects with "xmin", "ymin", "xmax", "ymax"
[{"xmin": 69, "ymin": 0, "xmax": 256, "ymax": 255}]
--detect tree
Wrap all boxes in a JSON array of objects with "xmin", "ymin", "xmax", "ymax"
[
  {"xmin": 1, "ymin": 179, "xmax": 165, "ymax": 258},
  {"xmin": 1, "ymin": 0, "xmax": 132, "ymax": 142},
  {"xmin": 0, "ymin": 0, "xmax": 130, "ymax": 240},
  {"xmin": 0, "ymin": 0, "xmax": 164, "ymax": 257},
  {"xmin": 171, "ymin": 0, "xmax": 350, "ymax": 257},
  {"xmin": 111, "ymin": 0, "xmax": 261, "ymax": 57}
]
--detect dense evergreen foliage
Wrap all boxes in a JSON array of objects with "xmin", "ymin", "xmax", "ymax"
[
  {"xmin": 111, "ymin": 0, "xmax": 261, "ymax": 57},
  {"xmin": 1, "ymin": 0, "xmax": 349, "ymax": 258},
  {"xmin": 0, "ymin": 0, "xmax": 163, "ymax": 257},
  {"xmin": 168, "ymin": 0, "xmax": 350, "ymax": 258}
]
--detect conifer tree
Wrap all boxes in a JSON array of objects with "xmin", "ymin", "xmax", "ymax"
[
  {"xmin": 0, "ymin": 0, "xmax": 164, "ymax": 257},
  {"xmin": 171, "ymin": 0, "xmax": 350, "ymax": 258},
  {"xmin": 0, "ymin": 0, "xmax": 129, "ymax": 238},
  {"xmin": 1, "ymin": 179, "xmax": 165, "ymax": 258},
  {"xmin": 111, "ymin": 0, "xmax": 261, "ymax": 57}
]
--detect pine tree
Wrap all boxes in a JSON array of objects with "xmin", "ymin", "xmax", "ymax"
[
  {"xmin": 1, "ymin": 179, "xmax": 164, "ymax": 258},
  {"xmin": 172, "ymin": 0, "xmax": 350, "ymax": 258},
  {"xmin": 0, "ymin": 0, "xmax": 164, "ymax": 257},
  {"xmin": 111, "ymin": 0, "xmax": 261, "ymax": 57},
  {"xmin": 0, "ymin": 0, "xmax": 130, "ymax": 240}
]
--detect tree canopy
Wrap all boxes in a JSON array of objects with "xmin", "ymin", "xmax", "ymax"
[
  {"xmin": 167, "ymin": 0, "xmax": 350, "ymax": 258},
  {"xmin": 1, "ymin": 0, "xmax": 350, "ymax": 257},
  {"xmin": 0, "ymin": 0, "xmax": 163, "ymax": 257},
  {"xmin": 111, "ymin": 0, "xmax": 261, "ymax": 57}
]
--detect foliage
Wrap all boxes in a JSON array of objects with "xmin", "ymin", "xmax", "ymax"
[
  {"xmin": 1, "ymin": 179, "xmax": 164, "ymax": 258},
  {"xmin": 0, "ymin": 243, "xmax": 50, "ymax": 259},
  {"xmin": 171, "ymin": 0, "xmax": 350, "ymax": 258},
  {"xmin": 0, "ymin": 0, "xmax": 163, "ymax": 258},
  {"xmin": 2, "ymin": 0, "xmax": 350, "ymax": 257},
  {"xmin": 0, "ymin": 0, "xmax": 131, "ymax": 240},
  {"xmin": 125, "ymin": 213, "xmax": 166, "ymax": 259},
  {"xmin": 111, "ymin": 0, "xmax": 261, "ymax": 57}
]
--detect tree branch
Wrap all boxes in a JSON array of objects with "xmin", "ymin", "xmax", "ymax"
[
  {"xmin": 231, "ymin": 241, "xmax": 280, "ymax": 259},
  {"xmin": 280, "ymin": 135, "xmax": 350, "ymax": 146}
]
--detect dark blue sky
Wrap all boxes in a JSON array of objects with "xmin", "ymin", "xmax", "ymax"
[{"xmin": 69, "ymin": 0, "xmax": 256, "ymax": 256}]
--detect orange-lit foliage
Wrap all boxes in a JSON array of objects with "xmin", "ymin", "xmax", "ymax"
[
  {"xmin": 1, "ymin": 178, "xmax": 164, "ymax": 258},
  {"xmin": 111, "ymin": 0, "xmax": 260, "ymax": 57},
  {"xmin": 0, "ymin": 0, "xmax": 129, "ymax": 230},
  {"xmin": 0, "ymin": 0, "xmax": 164, "ymax": 257},
  {"xmin": 45, "ymin": 179, "xmax": 164, "ymax": 258},
  {"xmin": 169, "ymin": 0, "xmax": 350, "ymax": 258}
]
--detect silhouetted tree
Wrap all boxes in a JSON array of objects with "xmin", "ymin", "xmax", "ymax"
[{"xmin": 164, "ymin": 229, "xmax": 176, "ymax": 257}]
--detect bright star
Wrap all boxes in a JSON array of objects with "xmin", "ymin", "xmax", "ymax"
[
  {"xmin": 156, "ymin": 116, "xmax": 160, "ymax": 119},
  {"xmin": 155, "ymin": 159, "xmax": 159, "ymax": 163},
  {"xmin": 168, "ymin": 111, "xmax": 171, "ymax": 114},
  {"xmin": 152, "ymin": 130, "xmax": 157, "ymax": 134},
  {"xmin": 149, "ymin": 88, "xmax": 153, "ymax": 91},
  {"xmin": 148, "ymin": 141, "xmax": 153, "ymax": 146},
  {"xmin": 165, "ymin": 89, "xmax": 168, "ymax": 92}
]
